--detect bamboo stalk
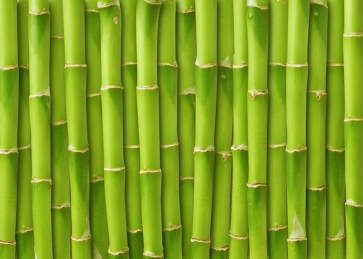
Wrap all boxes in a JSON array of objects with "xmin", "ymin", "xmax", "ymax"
[
  {"xmin": 120, "ymin": 0, "xmax": 143, "ymax": 257},
  {"xmin": 267, "ymin": 0, "xmax": 288, "ymax": 258},
  {"xmin": 246, "ymin": 0, "xmax": 269, "ymax": 258},
  {"xmin": 62, "ymin": 0, "xmax": 91, "ymax": 257},
  {"xmin": 136, "ymin": 0, "xmax": 164, "ymax": 257},
  {"xmin": 306, "ymin": 0, "xmax": 328, "ymax": 257},
  {"xmin": 49, "ymin": 0, "xmax": 71, "ymax": 257},
  {"xmin": 98, "ymin": 1, "xmax": 129, "ymax": 258},
  {"xmin": 28, "ymin": 0, "xmax": 53, "ymax": 257},
  {"xmin": 85, "ymin": 1, "xmax": 109, "ymax": 258},
  {"xmin": 343, "ymin": 1, "xmax": 363, "ymax": 258},
  {"xmin": 158, "ymin": 1, "xmax": 182, "ymax": 258},
  {"xmin": 210, "ymin": 0, "xmax": 233, "ymax": 257},
  {"xmin": 175, "ymin": 0, "xmax": 196, "ymax": 257},
  {"xmin": 326, "ymin": 0, "xmax": 345, "ymax": 257},
  {"xmin": 286, "ymin": 0, "xmax": 310, "ymax": 257},
  {"xmin": 229, "ymin": 0, "xmax": 248, "ymax": 258},
  {"xmin": 0, "ymin": 1, "xmax": 19, "ymax": 258},
  {"xmin": 16, "ymin": 0, "xmax": 35, "ymax": 257},
  {"xmin": 191, "ymin": 0, "xmax": 217, "ymax": 258}
]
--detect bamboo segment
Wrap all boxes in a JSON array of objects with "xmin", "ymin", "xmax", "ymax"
[
  {"xmin": 246, "ymin": 0, "xmax": 269, "ymax": 258},
  {"xmin": 229, "ymin": 0, "xmax": 248, "ymax": 258},
  {"xmin": 62, "ymin": 0, "xmax": 91, "ymax": 257},
  {"xmin": 120, "ymin": 0, "xmax": 143, "ymax": 257},
  {"xmin": 191, "ymin": 0, "xmax": 217, "ymax": 258},
  {"xmin": 158, "ymin": 1, "xmax": 182, "ymax": 258},
  {"xmin": 344, "ymin": 1, "xmax": 363, "ymax": 258},
  {"xmin": 28, "ymin": 0, "xmax": 53, "ymax": 258},
  {"xmin": 136, "ymin": 0, "xmax": 164, "ymax": 257},
  {"xmin": 16, "ymin": 0, "xmax": 35, "ymax": 258},
  {"xmin": 267, "ymin": 0, "xmax": 288, "ymax": 258},
  {"xmin": 307, "ymin": 1, "xmax": 328, "ymax": 258},
  {"xmin": 176, "ymin": 0, "xmax": 196, "ymax": 257},
  {"xmin": 85, "ymin": 1, "xmax": 109, "ymax": 258},
  {"xmin": 210, "ymin": 0, "xmax": 233, "ymax": 257},
  {"xmin": 326, "ymin": 1, "xmax": 345, "ymax": 257}
]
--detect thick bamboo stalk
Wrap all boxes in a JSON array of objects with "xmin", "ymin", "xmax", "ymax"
[
  {"xmin": 62, "ymin": 0, "xmax": 91, "ymax": 257},
  {"xmin": 16, "ymin": 0, "xmax": 35, "ymax": 258},
  {"xmin": 306, "ymin": 0, "xmax": 328, "ymax": 258},
  {"xmin": 210, "ymin": 0, "xmax": 233, "ymax": 257},
  {"xmin": 136, "ymin": 0, "xmax": 164, "ymax": 257},
  {"xmin": 267, "ymin": 0, "xmax": 288, "ymax": 258},
  {"xmin": 176, "ymin": 0, "xmax": 196, "ymax": 257},
  {"xmin": 286, "ymin": 0, "xmax": 310, "ymax": 257},
  {"xmin": 49, "ymin": 0, "xmax": 71, "ymax": 258},
  {"xmin": 343, "ymin": 1, "xmax": 363, "ymax": 258},
  {"xmin": 229, "ymin": 0, "xmax": 248, "ymax": 258},
  {"xmin": 98, "ymin": 1, "xmax": 129, "ymax": 258},
  {"xmin": 28, "ymin": 0, "xmax": 53, "ymax": 258},
  {"xmin": 0, "ymin": 1, "xmax": 19, "ymax": 258},
  {"xmin": 191, "ymin": 0, "xmax": 217, "ymax": 258},
  {"xmin": 120, "ymin": 0, "xmax": 143, "ymax": 257},
  {"xmin": 158, "ymin": 1, "xmax": 182, "ymax": 258},
  {"xmin": 85, "ymin": 1, "xmax": 109, "ymax": 258},
  {"xmin": 326, "ymin": 0, "xmax": 345, "ymax": 257},
  {"xmin": 246, "ymin": 0, "xmax": 269, "ymax": 258}
]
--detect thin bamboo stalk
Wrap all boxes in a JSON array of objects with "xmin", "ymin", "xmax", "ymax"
[
  {"xmin": 62, "ymin": 0, "xmax": 91, "ymax": 257},
  {"xmin": 28, "ymin": 0, "xmax": 53, "ymax": 257},
  {"xmin": 136, "ymin": 0, "xmax": 164, "ymax": 257},
  {"xmin": 16, "ymin": 0, "xmax": 34, "ymax": 257},
  {"xmin": 326, "ymin": 0, "xmax": 345, "ymax": 257}
]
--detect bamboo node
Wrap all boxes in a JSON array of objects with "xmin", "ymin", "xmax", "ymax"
[
  {"xmin": 246, "ymin": 0, "xmax": 269, "ymax": 9},
  {"xmin": 327, "ymin": 62, "xmax": 344, "ymax": 67},
  {"xmin": 124, "ymin": 144, "xmax": 140, "ymax": 149},
  {"xmin": 101, "ymin": 85, "xmax": 123, "ymax": 91},
  {"xmin": 211, "ymin": 245, "xmax": 229, "ymax": 251},
  {"xmin": 286, "ymin": 63, "xmax": 308, "ymax": 68},
  {"xmin": 268, "ymin": 62, "xmax": 285, "ymax": 67},
  {"xmin": 326, "ymin": 145, "xmax": 344, "ymax": 152},
  {"xmin": 87, "ymin": 92, "xmax": 101, "ymax": 98},
  {"xmin": 178, "ymin": 86, "xmax": 195, "ymax": 95},
  {"xmin": 176, "ymin": 7, "xmax": 195, "ymax": 13},
  {"xmin": 247, "ymin": 182, "xmax": 267, "ymax": 188},
  {"xmin": 229, "ymin": 232, "xmax": 249, "ymax": 240},
  {"xmin": 307, "ymin": 185, "xmax": 326, "ymax": 191},
  {"xmin": 122, "ymin": 61, "xmax": 137, "ymax": 66},
  {"xmin": 288, "ymin": 211, "xmax": 306, "ymax": 240},
  {"xmin": 71, "ymin": 235, "xmax": 92, "ymax": 242},
  {"xmin": 326, "ymin": 235, "xmax": 345, "ymax": 241},
  {"xmin": 104, "ymin": 166, "xmax": 125, "ymax": 172},
  {"xmin": 191, "ymin": 237, "xmax": 211, "ymax": 244},
  {"xmin": 344, "ymin": 117, "xmax": 363, "ymax": 122},
  {"xmin": 0, "ymin": 64, "xmax": 18, "ymax": 70},
  {"xmin": 97, "ymin": 0, "xmax": 120, "ymax": 8},
  {"xmin": 143, "ymin": 251, "xmax": 164, "ymax": 258},
  {"xmin": 50, "ymin": 35, "xmax": 64, "ymax": 39},
  {"xmin": 65, "ymin": 63, "xmax": 87, "ymax": 68},
  {"xmin": 52, "ymin": 202, "xmax": 71, "ymax": 209},
  {"xmin": 286, "ymin": 146, "xmax": 307, "ymax": 153},
  {"xmin": 268, "ymin": 225, "xmax": 288, "ymax": 231},
  {"xmin": 346, "ymin": 199, "xmax": 363, "ymax": 208},
  {"xmin": 216, "ymin": 151, "xmax": 232, "ymax": 161},
  {"xmin": 31, "ymin": 177, "xmax": 52, "ymax": 187},
  {"xmin": 161, "ymin": 142, "xmax": 179, "ymax": 148},
  {"xmin": 268, "ymin": 142, "xmax": 286, "ymax": 148},
  {"xmin": 0, "ymin": 239, "xmax": 16, "ymax": 245},
  {"xmin": 231, "ymin": 144, "xmax": 248, "ymax": 151},
  {"xmin": 232, "ymin": 63, "xmax": 248, "ymax": 69},
  {"xmin": 140, "ymin": 169, "xmax": 162, "ymax": 174},
  {"xmin": 158, "ymin": 61, "xmax": 178, "ymax": 67},
  {"xmin": 163, "ymin": 224, "xmax": 182, "ymax": 231},
  {"xmin": 127, "ymin": 228, "xmax": 143, "ymax": 233},
  {"xmin": 29, "ymin": 87, "xmax": 50, "ymax": 98},
  {"xmin": 29, "ymin": 10, "xmax": 50, "ymax": 15},
  {"xmin": 137, "ymin": 85, "xmax": 159, "ymax": 90},
  {"xmin": 343, "ymin": 32, "xmax": 363, "ymax": 38},
  {"xmin": 18, "ymin": 143, "xmax": 31, "ymax": 150},
  {"xmin": 248, "ymin": 90, "xmax": 268, "ymax": 100},
  {"xmin": 143, "ymin": 0, "xmax": 163, "ymax": 5},
  {"xmin": 194, "ymin": 146, "xmax": 215, "ymax": 153},
  {"xmin": 180, "ymin": 176, "xmax": 194, "ymax": 181},
  {"xmin": 52, "ymin": 119, "xmax": 67, "ymax": 126},
  {"xmin": 91, "ymin": 176, "xmax": 104, "ymax": 183},
  {"xmin": 195, "ymin": 57, "xmax": 217, "ymax": 68},
  {"xmin": 85, "ymin": 8, "xmax": 99, "ymax": 13},
  {"xmin": 19, "ymin": 64, "xmax": 29, "ymax": 69},
  {"xmin": 68, "ymin": 145, "xmax": 89, "ymax": 153},
  {"xmin": 307, "ymin": 90, "xmax": 326, "ymax": 101},
  {"xmin": 0, "ymin": 147, "xmax": 18, "ymax": 154},
  {"xmin": 108, "ymin": 246, "xmax": 129, "ymax": 255},
  {"xmin": 310, "ymin": 0, "xmax": 328, "ymax": 8},
  {"xmin": 219, "ymin": 56, "xmax": 232, "ymax": 68},
  {"xmin": 16, "ymin": 227, "xmax": 33, "ymax": 234}
]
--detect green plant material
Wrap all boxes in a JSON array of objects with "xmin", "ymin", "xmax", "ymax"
[
  {"xmin": 343, "ymin": 0, "xmax": 363, "ymax": 258},
  {"xmin": 176, "ymin": 0, "xmax": 196, "ymax": 257},
  {"xmin": 267, "ymin": 0, "xmax": 288, "ymax": 258},
  {"xmin": 62, "ymin": 0, "xmax": 91, "ymax": 257},
  {"xmin": 326, "ymin": 0, "xmax": 345, "ymax": 258},
  {"xmin": 136, "ymin": 0, "xmax": 164, "ymax": 257},
  {"xmin": 28, "ymin": 0, "xmax": 53, "ymax": 257},
  {"xmin": 190, "ymin": 0, "xmax": 217, "ymax": 258},
  {"xmin": 246, "ymin": 0, "xmax": 269, "ymax": 258}
]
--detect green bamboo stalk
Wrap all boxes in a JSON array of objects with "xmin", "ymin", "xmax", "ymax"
[
  {"xmin": 28, "ymin": 0, "xmax": 53, "ymax": 258},
  {"xmin": 343, "ymin": 1, "xmax": 363, "ymax": 258},
  {"xmin": 246, "ymin": 0, "xmax": 269, "ymax": 258},
  {"xmin": 267, "ymin": 0, "xmax": 288, "ymax": 258},
  {"xmin": 210, "ymin": 0, "xmax": 233, "ymax": 257},
  {"xmin": 62, "ymin": 0, "xmax": 91, "ymax": 257},
  {"xmin": 16, "ymin": 0, "xmax": 35, "ymax": 257},
  {"xmin": 286, "ymin": 0, "xmax": 310, "ymax": 257},
  {"xmin": 229, "ymin": 0, "xmax": 248, "ymax": 258},
  {"xmin": 85, "ymin": 1, "xmax": 109, "ymax": 258},
  {"xmin": 98, "ymin": 1, "xmax": 129, "ymax": 258},
  {"xmin": 158, "ymin": 1, "xmax": 182, "ymax": 258},
  {"xmin": 191, "ymin": 0, "xmax": 217, "ymax": 258},
  {"xmin": 0, "ymin": 1, "xmax": 19, "ymax": 258},
  {"xmin": 120, "ymin": 0, "xmax": 143, "ymax": 257},
  {"xmin": 136, "ymin": 0, "xmax": 164, "ymax": 257},
  {"xmin": 175, "ymin": 0, "xmax": 196, "ymax": 257},
  {"xmin": 49, "ymin": 0, "xmax": 71, "ymax": 258},
  {"xmin": 306, "ymin": 1, "xmax": 328, "ymax": 258},
  {"xmin": 326, "ymin": 0, "xmax": 345, "ymax": 257}
]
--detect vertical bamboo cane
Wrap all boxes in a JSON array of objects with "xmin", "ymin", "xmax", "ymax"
[
  {"xmin": 326, "ymin": 0, "xmax": 345, "ymax": 258},
  {"xmin": 28, "ymin": 0, "xmax": 53, "ymax": 258},
  {"xmin": 62, "ymin": 0, "xmax": 91, "ymax": 257},
  {"xmin": 176, "ymin": 0, "xmax": 196, "ymax": 257},
  {"xmin": 343, "ymin": 1, "xmax": 363, "ymax": 258},
  {"xmin": 136, "ymin": 0, "xmax": 164, "ymax": 257},
  {"xmin": 229, "ymin": 0, "xmax": 249, "ymax": 258},
  {"xmin": 16, "ymin": 0, "xmax": 35, "ymax": 257}
]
